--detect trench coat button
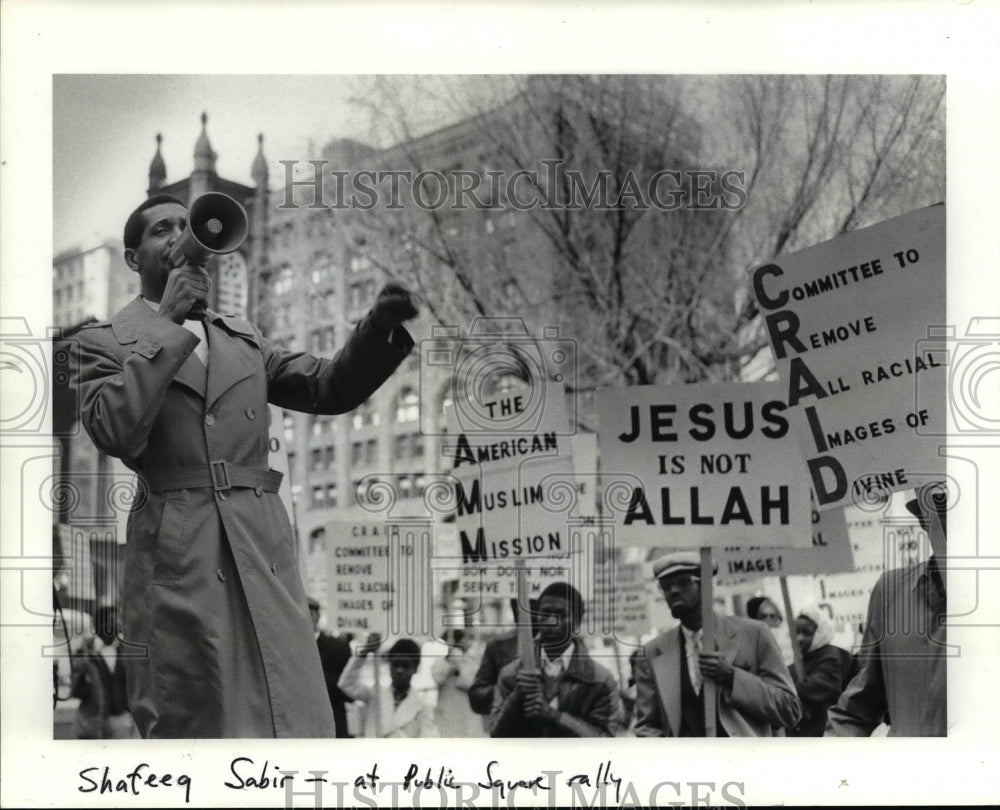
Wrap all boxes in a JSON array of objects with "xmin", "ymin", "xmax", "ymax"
[
  {"xmin": 204, "ymin": 413, "xmax": 215, "ymax": 426},
  {"xmin": 245, "ymin": 408, "xmax": 256, "ymax": 420},
  {"xmin": 271, "ymin": 562, "xmax": 278, "ymax": 574},
  {"xmin": 217, "ymin": 569, "xmax": 226, "ymax": 582},
  {"xmin": 254, "ymin": 485, "xmax": 264, "ymax": 497}
]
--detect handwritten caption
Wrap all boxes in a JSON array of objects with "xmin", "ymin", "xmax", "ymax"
[{"xmin": 76, "ymin": 758, "xmax": 748, "ymax": 807}]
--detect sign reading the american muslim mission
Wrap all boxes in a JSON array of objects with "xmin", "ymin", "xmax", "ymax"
[
  {"xmin": 751, "ymin": 204, "xmax": 946, "ymax": 510},
  {"xmin": 596, "ymin": 382, "xmax": 812, "ymax": 548},
  {"xmin": 442, "ymin": 382, "xmax": 576, "ymax": 567}
]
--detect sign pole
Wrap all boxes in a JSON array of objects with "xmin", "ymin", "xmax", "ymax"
[
  {"xmin": 515, "ymin": 559, "xmax": 536, "ymax": 671},
  {"xmin": 700, "ymin": 546, "xmax": 717, "ymax": 738},
  {"xmin": 780, "ymin": 576, "xmax": 804, "ymax": 680},
  {"xmin": 371, "ymin": 643, "xmax": 383, "ymax": 738}
]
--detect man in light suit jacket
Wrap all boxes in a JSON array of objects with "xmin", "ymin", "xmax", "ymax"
[
  {"xmin": 338, "ymin": 634, "xmax": 437, "ymax": 738},
  {"xmin": 634, "ymin": 552, "xmax": 801, "ymax": 737}
]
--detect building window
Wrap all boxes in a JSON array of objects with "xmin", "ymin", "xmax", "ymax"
[
  {"xmin": 349, "ymin": 254, "xmax": 372, "ymax": 274},
  {"xmin": 393, "ymin": 432, "xmax": 424, "ymax": 460},
  {"xmin": 312, "ymin": 485, "xmax": 326, "ymax": 508},
  {"xmin": 326, "ymin": 483, "xmax": 338, "ymax": 508},
  {"xmin": 273, "ymin": 265, "xmax": 294, "ymax": 296},
  {"xmin": 352, "ymin": 399, "xmax": 380, "ymax": 430},
  {"xmin": 311, "ymin": 415, "xmax": 333, "ymax": 436},
  {"xmin": 395, "ymin": 387, "xmax": 418, "ymax": 423},
  {"xmin": 311, "ymin": 448, "xmax": 323, "ymax": 471},
  {"xmin": 351, "ymin": 439, "xmax": 378, "ymax": 466},
  {"xmin": 350, "ymin": 279, "xmax": 376, "ymax": 310}
]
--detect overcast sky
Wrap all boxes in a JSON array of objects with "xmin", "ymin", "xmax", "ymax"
[{"xmin": 53, "ymin": 75, "xmax": 378, "ymax": 252}]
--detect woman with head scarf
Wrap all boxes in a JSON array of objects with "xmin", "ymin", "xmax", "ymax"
[{"xmin": 789, "ymin": 604, "xmax": 850, "ymax": 737}]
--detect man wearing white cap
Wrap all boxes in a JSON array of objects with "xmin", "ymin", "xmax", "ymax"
[{"xmin": 634, "ymin": 551, "xmax": 801, "ymax": 737}]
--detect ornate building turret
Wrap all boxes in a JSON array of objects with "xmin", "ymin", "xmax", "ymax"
[
  {"xmin": 147, "ymin": 133, "xmax": 166, "ymax": 196},
  {"xmin": 248, "ymin": 133, "xmax": 270, "ymax": 324},
  {"xmin": 190, "ymin": 111, "xmax": 218, "ymax": 200}
]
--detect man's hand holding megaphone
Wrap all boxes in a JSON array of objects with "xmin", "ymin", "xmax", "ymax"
[
  {"xmin": 161, "ymin": 192, "xmax": 249, "ymax": 322},
  {"xmin": 158, "ymin": 261, "xmax": 213, "ymax": 324}
]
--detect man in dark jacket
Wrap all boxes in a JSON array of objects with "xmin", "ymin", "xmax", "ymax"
[
  {"xmin": 72, "ymin": 194, "xmax": 417, "ymax": 738},
  {"xmin": 71, "ymin": 607, "xmax": 137, "ymax": 739},
  {"xmin": 309, "ymin": 597, "xmax": 353, "ymax": 737},
  {"xmin": 490, "ymin": 583, "xmax": 621, "ymax": 737}
]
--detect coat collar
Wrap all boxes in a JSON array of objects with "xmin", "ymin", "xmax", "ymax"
[
  {"xmin": 649, "ymin": 615, "xmax": 740, "ymax": 736},
  {"xmin": 536, "ymin": 639, "xmax": 600, "ymax": 684},
  {"xmin": 109, "ymin": 297, "xmax": 257, "ymax": 406}
]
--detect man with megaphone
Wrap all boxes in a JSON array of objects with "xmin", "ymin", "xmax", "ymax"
[{"xmin": 71, "ymin": 193, "xmax": 418, "ymax": 739}]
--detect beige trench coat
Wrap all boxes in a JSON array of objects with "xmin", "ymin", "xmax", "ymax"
[{"xmin": 74, "ymin": 297, "xmax": 411, "ymax": 738}]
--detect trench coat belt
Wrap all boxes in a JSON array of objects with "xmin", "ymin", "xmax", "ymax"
[{"xmin": 140, "ymin": 461, "xmax": 283, "ymax": 493}]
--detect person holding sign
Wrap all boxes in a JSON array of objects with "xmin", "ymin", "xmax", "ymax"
[
  {"xmin": 490, "ymin": 583, "xmax": 622, "ymax": 737},
  {"xmin": 634, "ymin": 552, "xmax": 801, "ymax": 737},
  {"xmin": 787, "ymin": 604, "xmax": 849, "ymax": 737},
  {"xmin": 338, "ymin": 634, "xmax": 437, "ymax": 738},
  {"xmin": 826, "ymin": 482, "xmax": 948, "ymax": 737}
]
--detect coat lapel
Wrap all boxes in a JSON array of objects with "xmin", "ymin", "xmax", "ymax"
[
  {"xmin": 651, "ymin": 630, "xmax": 682, "ymax": 737},
  {"xmin": 174, "ymin": 351, "xmax": 208, "ymax": 398},
  {"xmin": 111, "ymin": 297, "xmax": 208, "ymax": 398},
  {"xmin": 204, "ymin": 314, "xmax": 255, "ymax": 411},
  {"xmin": 714, "ymin": 615, "xmax": 741, "ymax": 665}
]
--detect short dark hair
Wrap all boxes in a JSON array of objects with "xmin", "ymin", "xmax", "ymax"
[
  {"xmin": 123, "ymin": 194, "xmax": 186, "ymax": 250},
  {"xmin": 387, "ymin": 638, "xmax": 421, "ymax": 667},
  {"xmin": 538, "ymin": 581, "xmax": 584, "ymax": 624}
]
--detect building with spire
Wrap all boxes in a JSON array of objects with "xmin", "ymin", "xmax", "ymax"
[{"xmin": 146, "ymin": 113, "xmax": 266, "ymax": 320}]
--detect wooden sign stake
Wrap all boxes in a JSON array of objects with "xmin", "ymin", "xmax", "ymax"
[
  {"xmin": 700, "ymin": 546, "xmax": 717, "ymax": 738},
  {"xmin": 515, "ymin": 558, "xmax": 537, "ymax": 671},
  {"xmin": 780, "ymin": 575, "xmax": 805, "ymax": 681}
]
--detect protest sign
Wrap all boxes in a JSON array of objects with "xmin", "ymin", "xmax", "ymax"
[
  {"xmin": 589, "ymin": 560, "xmax": 650, "ymax": 638},
  {"xmin": 267, "ymin": 404, "xmax": 297, "ymax": 546},
  {"xmin": 596, "ymin": 382, "xmax": 812, "ymax": 547},
  {"xmin": 442, "ymin": 381, "xmax": 577, "ymax": 566},
  {"xmin": 443, "ymin": 518, "xmax": 597, "ymax": 603},
  {"xmin": 324, "ymin": 519, "xmax": 430, "ymax": 636},
  {"xmin": 716, "ymin": 502, "xmax": 853, "ymax": 585},
  {"xmin": 751, "ymin": 204, "xmax": 946, "ymax": 509}
]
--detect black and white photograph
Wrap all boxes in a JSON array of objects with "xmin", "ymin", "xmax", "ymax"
[{"xmin": 2, "ymin": 3, "xmax": 998, "ymax": 808}]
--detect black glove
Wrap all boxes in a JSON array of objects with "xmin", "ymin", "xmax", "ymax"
[{"xmin": 370, "ymin": 282, "xmax": 418, "ymax": 333}]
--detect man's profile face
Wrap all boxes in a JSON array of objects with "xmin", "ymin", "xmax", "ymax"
[
  {"xmin": 124, "ymin": 202, "xmax": 188, "ymax": 303},
  {"xmin": 659, "ymin": 573, "xmax": 701, "ymax": 620},
  {"xmin": 537, "ymin": 594, "xmax": 578, "ymax": 651}
]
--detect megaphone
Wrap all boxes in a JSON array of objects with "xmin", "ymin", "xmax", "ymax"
[
  {"xmin": 168, "ymin": 191, "xmax": 249, "ymax": 267},
  {"xmin": 167, "ymin": 192, "xmax": 249, "ymax": 320}
]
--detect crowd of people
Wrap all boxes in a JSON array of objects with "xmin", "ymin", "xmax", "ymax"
[{"xmin": 56, "ymin": 193, "xmax": 948, "ymax": 740}]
